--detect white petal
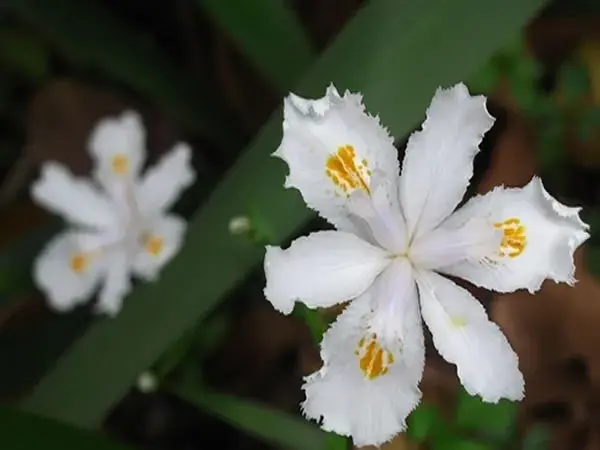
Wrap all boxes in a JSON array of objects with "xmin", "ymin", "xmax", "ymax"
[
  {"xmin": 263, "ymin": 230, "xmax": 390, "ymax": 315},
  {"xmin": 77, "ymin": 228, "xmax": 123, "ymax": 253},
  {"xmin": 302, "ymin": 261, "xmax": 424, "ymax": 447},
  {"xmin": 399, "ymin": 83, "xmax": 495, "ymax": 240},
  {"xmin": 416, "ymin": 270, "xmax": 524, "ymax": 402},
  {"xmin": 31, "ymin": 163, "xmax": 118, "ymax": 230},
  {"xmin": 437, "ymin": 177, "xmax": 590, "ymax": 293},
  {"xmin": 33, "ymin": 231, "xmax": 106, "ymax": 312},
  {"xmin": 88, "ymin": 111, "xmax": 146, "ymax": 190},
  {"xmin": 96, "ymin": 249, "xmax": 132, "ymax": 316},
  {"xmin": 409, "ymin": 216, "xmax": 501, "ymax": 270},
  {"xmin": 368, "ymin": 259, "xmax": 424, "ymax": 382},
  {"xmin": 287, "ymin": 84, "xmax": 338, "ymax": 116},
  {"xmin": 135, "ymin": 143, "xmax": 196, "ymax": 217},
  {"xmin": 275, "ymin": 85, "xmax": 404, "ymax": 242},
  {"xmin": 132, "ymin": 214, "xmax": 187, "ymax": 282},
  {"xmin": 347, "ymin": 171, "xmax": 407, "ymax": 252}
]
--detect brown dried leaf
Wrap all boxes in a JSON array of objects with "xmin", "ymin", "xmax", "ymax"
[
  {"xmin": 492, "ymin": 249, "xmax": 600, "ymax": 450},
  {"xmin": 0, "ymin": 199, "xmax": 49, "ymax": 251},
  {"xmin": 526, "ymin": 15, "xmax": 600, "ymax": 66},
  {"xmin": 479, "ymin": 98, "xmax": 600, "ymax": 448},
  {"xmin": 27, "ymin": 79, "xmax": 129, "ymax": 175},
  {"xmin": 477, "ymin": 104, "xmax": 538, "ymax": 193}
]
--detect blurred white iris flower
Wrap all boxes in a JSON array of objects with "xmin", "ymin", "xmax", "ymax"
[
  {"xmin": 32, "ymin": 111, "xmax": 195, "ymax": 316},
  {"xmin": 263, "ymin": 83, "xmax": 589, "ymax": 446}
]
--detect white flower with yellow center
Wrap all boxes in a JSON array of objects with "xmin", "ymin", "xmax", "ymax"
[
  {"xmin": 32, "ymin": 111, "xmax": 195, "ymax": 316},
  {"xmin": 263, "ymin": 83, "xmax": 589, "ymax": 446}
]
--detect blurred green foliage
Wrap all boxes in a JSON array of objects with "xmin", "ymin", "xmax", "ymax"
[
  {"xmin": 198, "ymin": 0, "xmax": 314, "ymax": 92},
  {"xmin": 523, "ymin": 426, "xmax": 553, "ymax": 450},
  {"xmin": 408, "ymin": 388, "xmax": 551, "ymax": 450},
  {"xmin": 4, "ymin": 0, "xmax": 236, "ymax": 147},
  {"xmin": 0, "ymin": 27, "xmax": 49, "ymax": 81},
  {"xmin": 0, "ymin": 406, "xmax": 133, "ymax": 450},
  {"xmin": 293, "ymin": 304, "xmax": 330, "ymax": 345},
  {"xmin": 172, "ymin": 384, "xmax": 337, "ymax": 450}
]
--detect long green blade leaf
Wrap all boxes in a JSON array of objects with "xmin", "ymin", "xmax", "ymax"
[
  {"xmin": 198, "ymin": 0, "xmax": 314, "ymax": 92},
  {"xmin": 0, "ymin": 406, "xmax": 131, "ymax": 450},
  {"xmin": 22, "ymin": 0, "xmax": 548, "ymax": 429},
  {"xmin": 173, "ymin": 386, "xmax": 328, "ymax": 450},
  {"xmin": 6, "ymin": 0, "xmax": 235, "ymax": 147}
]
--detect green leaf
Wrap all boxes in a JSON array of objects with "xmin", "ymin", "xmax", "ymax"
[
  {"xmin": 558, "ymin": 62, "xmax": 591, "ymax": 104},
  {"xmin": 247, "ymin": 203, "xmax": 280, "ymax": 244},
  {"xmin": 468, "ymin": 62, "xmax": 501, "ymax": 94},
  {"xmin": 0, "ymin": 307, "xmax": 92, "ymax": 399},
  {"xmin": 293, "ymin": 304, "xmax": 329, "ymax": 344},
  {"xmin": 537, "ymin": 113, "xmax": 565, "ymax": 170},
  {"xmin": 152, "ymin": 328, "xmax": 197, "ymax": 380},
  {"xmin": 511, "ymin": 52, "xmax": 540, "ymax": 82},
  {"xmin": 325, "ymin": 433, "xmax": 349, "ymax": 450},
  {"xmin": 498, "ymin": 35, "xmax": 529, "ymax": 61},
  {"xmin": 152, "ymin": 309, "xmax": 230, "ymax": 380},
  {"xmin": 436, "ymin": 436, "xmax": 493, "ymax": 450},
  {"xmin": 198, "ymin": 0, "xmax": 314, "ymax": 92},
  {"xmin": 505, "ymin": 47, "xmax": 541, "ymax": 113},
  {"xmin": 407, "ymin": 402, "xmax": 444, "ymax": 442},
  {"xmin": 455, "ymin": 389, "xmax": 517, "ymax": 440},
  {"xmin": 522, "ymin": 425, "xmax": 551, "ymax": 450},
  {"xmin": 0, "ymin": 406, "xmax": 132, "ymax": 450},
  {"xmin": 194, "ymin": 311, "xmax": 231, "ymax": 358},
  {"xmin": 578, "ymin": 106, "xmax": 600, "ymax": 141},
  {"xmin": 526, "ymin": 95, "xmax": 557, "ymax": 119},
  {"xmin": 0, "ymin": 221, "xmax": 96, "ymax": 399},
  {"xmin": 173, "ymin": 386, "xmax": 330, "ymax": 450},
  {"xmin": 0, "ymin": 221, "xmax": 59, "ymax": 304},
  {"xmin": 509, "ymin": 72, "xmax": 538, "ymax": 112},
  {"xmin": 6, "ymin": 0, "xmax": 236, "ymax": 147},
  {"xmin": 21, "ymin": 0, "xmax": 549, "ymax": 429}
]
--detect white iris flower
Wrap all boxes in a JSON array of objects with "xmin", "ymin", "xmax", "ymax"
[
  {"xmin": 263, "ymin": 83, "xmax": 589, "ymax": 446},
  {"xmin": 32, "ymin": 111, "xmax": 195, "ymax": 316}
]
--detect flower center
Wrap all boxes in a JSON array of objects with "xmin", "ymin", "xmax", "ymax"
[
  {"xmin": 494, "ymin": 217, "xmax": 527, "ymax": 258},
  {"xmin": 325, "ymin": 144, "xmax": 371, "ymax": 196},
  {"xmin": 355, "ymin": 335, "xmax": 394, "ymax": 380},
  {"xmin": 111, "ymin": 153, "xmax": 129, "ymax": 175},
  {"xmin": 143, "ymin": 234, "xmax": 164, "ymax": 256},
  {"xmin": 70, "ymin": 253, "xmax": 89, "ymax": 274}
]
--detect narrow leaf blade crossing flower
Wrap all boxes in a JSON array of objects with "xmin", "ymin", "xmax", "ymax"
[
  {"xmin": 264, "ymin": 83, "xmax": 589, "ymax": 446},
  {"xmin": 32, "ymin": 111, "xmax": 196, "ymax": 316}
]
